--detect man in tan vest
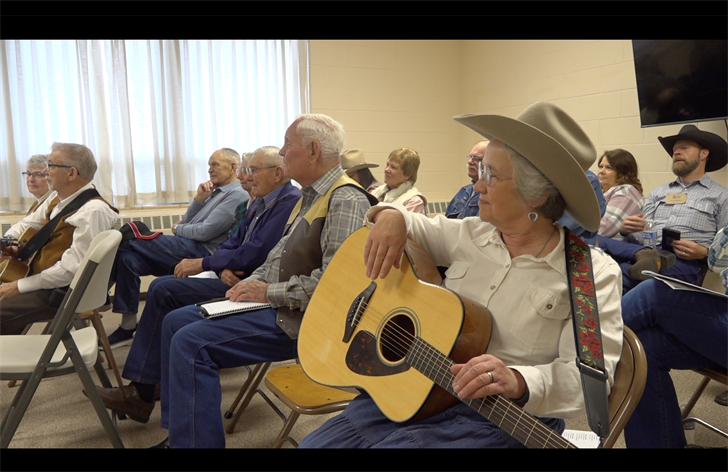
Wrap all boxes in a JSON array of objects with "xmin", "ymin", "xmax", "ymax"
[
  {"xmin": 0, "ymin": 143, "xmax": 118, "ymax": 334},
  {"xmin": 97, "ymin": 114, "xmax": 376, "ymax": 448}
]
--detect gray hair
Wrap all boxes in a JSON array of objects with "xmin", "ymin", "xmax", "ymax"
[
  {"xmin": 495, "ymin": 140, "xmax": 566, "ymax": 221},
  {"xmin": 253, "ymin": 146, "xmax": 283, "ymax": 167},
  {"xmin": 27, "ymin": 154, "xmax": 49, "ymax": 169},
  {"xmin": 294, "ymin": 114, "xmax": 346, "ymax": 164},
  {"xmin": 217, "ymin": 148, "xmax": 241, "ymax": 166},
  {"xmin": 51, "ymin": 142, "xmax": 97, "ymax": 180},
  {"xmin": 242, "ymin": 152, "xmax": 254, "ymax": 164}
]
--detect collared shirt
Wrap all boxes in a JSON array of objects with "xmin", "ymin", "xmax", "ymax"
[
  {"xmin": 599, "ymin": 184, "xmax": 644, "ymax": 240},
  {"xmin": 636, "ymin": 174, "xmax": 728, "ymax": 248},
  {"xmin": 249, "ymin": 165, "xmax": 371, "ymax": 312},
  {"xmin": 4, "ymin": 182, "xmax": 119, "ymax": 293},
  {"xmin": 365, "ymin": 203, "xmax": 624, "ymax": 419},
  {"xmin": 243, "ymin": 185, "xmax": 284, "ymax": 243},
  {"xmin": 445, "ymin": 183, "xmax": 480, "ymax": 219},
  {"xmin": 175, "ymin": 180, "xmax": 249, "ymax": 253},
  {"xmin": 708, "ymin": 225, "xmax": 728, "ymax": 293}
]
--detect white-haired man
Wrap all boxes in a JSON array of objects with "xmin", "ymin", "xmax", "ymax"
[
  {"xmin": 107, "ymin": 148, "xmax": 248, "ymax": 345},
  {"xmin": 0, "ymin": 143, "xmax": 119, "ymax": 334},
  {"xmin": 136, "ymin": 114, "xmax": 376, "ymax": 448},
  {"xmin": 93, "ymin": 146, "xmax": 303, "ymax": 424}
]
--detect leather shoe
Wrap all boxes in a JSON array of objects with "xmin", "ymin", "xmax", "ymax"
[
  {"xmin": 629, "ymin": 248, "xmax": 676, "ymax": 281},
  {"xmin": 95, "ymin": 383, "xmax": 154, "ymax": 424},
  {"xmin": 715, "ymin": 390, "xmax": 728, "ymax": 407}
]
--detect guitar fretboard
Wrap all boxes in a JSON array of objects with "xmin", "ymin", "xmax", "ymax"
[{"xmin": 406, "ymin": 337, "xmax": 576, "ymax": 449}]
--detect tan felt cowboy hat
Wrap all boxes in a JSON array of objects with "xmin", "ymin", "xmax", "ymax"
[
  {"xmin": 340, "ymin": 149, "xmax": 379, "ymax": 173},
  {"xmin": 454, "ymin": 102, "xmax": 600, "ymax": 232},
  {"xmin": 657, "ymin": 124, "xmax": 728, "ymax": 172}
]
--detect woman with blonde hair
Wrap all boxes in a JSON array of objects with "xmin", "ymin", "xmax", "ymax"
[{"xmin": 371, "ymin": 147, "xmax": 427, "ymax": 215}]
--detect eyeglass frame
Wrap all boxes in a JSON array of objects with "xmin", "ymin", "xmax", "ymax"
[
  {"xmin": 466, "ymin": 154, "xmax": 484, "ymax": 164},
  {"xmin": 478, "ymin": 162, "xmax": 512, "ymax": 187},
  {"xmin": 22, "ymin": 171, "xmax": 47, "ymax": 179},
  {"xmin": 239, "ymin": 165, "xmax": 278, "ymax": 176},
  {"xmin": 46, "ymin": 163, "xmax": 76, "ymax": 171}
]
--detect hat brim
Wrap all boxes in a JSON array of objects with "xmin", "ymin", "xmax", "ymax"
[
  {"xmin": 345, "ymin": 163, "xmax": 379, "ymax": 173},
  {"xmin": 454, "ymin": 114, "xmax": 601, "ymax": 232}
]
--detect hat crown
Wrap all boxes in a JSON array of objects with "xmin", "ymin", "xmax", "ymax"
[
  {"xmin": 513, "ymin": 102, "xmax": 596, "ymax": 171},
  {"xmin": 340, "ymin": 149, "xmax": 378, "ymax": 171}
]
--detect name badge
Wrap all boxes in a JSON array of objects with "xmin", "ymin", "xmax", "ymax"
[{"xmin": 666, "ymin": 193, "xmax": 687, "ymax": 204}]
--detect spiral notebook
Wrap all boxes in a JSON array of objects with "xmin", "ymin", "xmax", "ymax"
[{"xmin": 197, "ymin": 298, "xmax": 272, "ymax": 319}]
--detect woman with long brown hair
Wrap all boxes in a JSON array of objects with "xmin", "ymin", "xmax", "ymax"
[{"xmin": 597, "ymin": 148, "xmax": 644, "ymax": 240}]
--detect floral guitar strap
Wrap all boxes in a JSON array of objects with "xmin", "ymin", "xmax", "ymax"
[{"xmin": 564, "ymin": 228, "xmax": 610, "ymax": 440}]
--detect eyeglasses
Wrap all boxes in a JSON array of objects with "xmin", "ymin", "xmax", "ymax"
[
  {"xmin": 478, "ymin": 162, "xmax": 512, "ymax": 187},
  {"xmin": 239, "ymin": 166, "xmax": 277, "ymax": 176},
  {"xmin": 467, "ymin": 154, "xmax": 484, "ymax": 164},
  {"xmin": 22, "ymin": 171, "xmax": 47, "ymax": 179},
  {"xmin": 47, "ymin": 163, "xmax": 75, "ymax": 170}
]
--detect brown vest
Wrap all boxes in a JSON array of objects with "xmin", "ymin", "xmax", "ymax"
[
  {"xmin": 30, "ymin": 194, "xmax": 118, "ymax": 276},
  {"xmin": 275, "ymin": 174, "xmax": 373, "ymax": 339}
]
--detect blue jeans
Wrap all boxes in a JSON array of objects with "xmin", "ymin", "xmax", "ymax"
[
  {"xmin": 299, "ymin": 393, "xmax": 565, "ymax": 448},
  {"xmin": 160, "ymin": 305, "xmax": 297, "ymax": 448},
  {"xmin": 110, "ymin": 236, "xmax": 209, "ymax": 315},
  {"xmin": 121, "ymin": 275, "xmax": 232, "ymax": 385},
  {"xmin": 596, "ymin": 235, "xmax": 707, "ymax": 293},
  {"xmin": 622, "ymin": 279, "xmax": 728, "ymax": 448}
]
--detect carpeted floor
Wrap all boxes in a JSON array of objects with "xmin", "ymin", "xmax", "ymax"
[{"xmin": 1, "ymin": 302, "xmax": 727, "ymax": 452}]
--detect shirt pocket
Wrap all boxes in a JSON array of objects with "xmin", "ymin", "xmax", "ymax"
[
  {"xmin": 509, "ymin": 286, "xmax": 571, "ymax": 350},
  {"xmin": 444, "ymin": 261, "xmax": 470, "ymax": 293},
  {"xmin": 684, "ymin": 200, "xmax": 715, "ymax": 234}
]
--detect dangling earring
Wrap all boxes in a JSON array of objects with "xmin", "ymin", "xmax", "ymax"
[{"xmin": 528, "ymin": 211, "xmax": 539, "ymax": 223}]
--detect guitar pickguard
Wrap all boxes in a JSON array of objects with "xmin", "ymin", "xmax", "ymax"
[{"xmin": 345, "ymin": 331, "xmax": 410, "ymax": 377}]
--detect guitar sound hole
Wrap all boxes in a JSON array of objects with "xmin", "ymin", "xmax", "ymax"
[{"xmin": 379, "ymin": 314, "xmax": 415, "ymax": 363}]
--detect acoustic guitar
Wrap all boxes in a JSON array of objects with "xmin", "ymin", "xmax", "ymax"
[
  {"xmin": 0, "ymin": 227, "xmax": 39, "ymax": 283},
  {"xmin": 298, "ymin": 226, "xmax": 576, "ymax": 448}
]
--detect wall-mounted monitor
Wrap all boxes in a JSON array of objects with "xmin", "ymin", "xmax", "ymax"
[{"xmin": 632, "ymin": 40, "xmax": 727, "ymax": 128}]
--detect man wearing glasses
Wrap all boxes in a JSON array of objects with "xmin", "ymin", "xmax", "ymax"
[
  {"xmin": 0, "ymin": 143, "xmax": 119, "ymax": 334},
  {"xmin": 107, "ymin": 148, "xmax": 248, "ymax": 346},
  {"xmin": 445, "ymin": 140, "xmax": 489, "ymax": 219},
  {"xmin": 94, "ymin": 146, "xmax": 301, "ymax": 423}
]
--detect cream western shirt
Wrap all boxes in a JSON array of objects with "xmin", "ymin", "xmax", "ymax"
[{"xmin": 365, "ymin": 204, "xmax": 624, "ymax": 419}]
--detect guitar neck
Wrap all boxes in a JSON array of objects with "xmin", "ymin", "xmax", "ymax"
[{"xmin": 406, "ymin": 337, "xmax": 576, "ymax": 449}]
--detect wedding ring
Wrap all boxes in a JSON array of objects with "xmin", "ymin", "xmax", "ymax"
[{"xmin": 486, "ymin": 371, "xmax": 494, "ymax": 384}]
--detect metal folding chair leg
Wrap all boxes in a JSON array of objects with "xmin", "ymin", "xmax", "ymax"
[{"xmin": 224, "ymin": 362, "xmax": 272, "ymax": 434}]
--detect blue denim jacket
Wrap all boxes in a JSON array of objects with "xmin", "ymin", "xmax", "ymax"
[{"xmin": 446, "ymin": 183, "xmax": 480, "ymax": 219}]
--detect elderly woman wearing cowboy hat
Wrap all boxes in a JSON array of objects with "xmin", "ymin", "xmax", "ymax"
[{"xmin": 300, "ymin": 102, "xmax": 624, "ymax": 449}]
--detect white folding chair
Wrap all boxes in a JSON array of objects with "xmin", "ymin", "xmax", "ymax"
[{"xmin": 0, "ymin": 230, "xmax": 124, "ymax": 448}]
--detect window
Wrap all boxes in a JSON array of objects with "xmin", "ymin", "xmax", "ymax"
[{"xmin": 0, "ymin": 40, "xmax": 309, "ymax": 210}]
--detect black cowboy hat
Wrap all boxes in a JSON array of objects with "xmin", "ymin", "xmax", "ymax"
[{"xmin": 658, "ymin": 124, "xmax": 728, "ymax": 172}]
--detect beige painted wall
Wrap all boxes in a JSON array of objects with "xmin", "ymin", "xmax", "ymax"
[{"xmin": 309, "ymin": 40, "xmax": 728, "ymax": 204}]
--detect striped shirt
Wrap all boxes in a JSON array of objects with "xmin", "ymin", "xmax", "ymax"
[
  {"xmin": 599, "ymin": 184, "xmax": 644, "ymax": 241},
  {"xmin": 248, "ymin": 165, "xmax": 371, "ymax": 311},
  {"xmin": 634, "ymin": 174, "xmax": 728, "ymax": 248}
]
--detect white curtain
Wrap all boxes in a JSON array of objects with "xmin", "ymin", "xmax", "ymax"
[{"xmin": 0, "ymin": 40, "xmax": 309, "ymax": 211}]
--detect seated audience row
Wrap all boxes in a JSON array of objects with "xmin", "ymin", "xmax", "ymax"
[
  {"xmin": 107, "ymin": 148, "xmax": 249, "ymax": 345},
  {"xmin": 3, "ymin": 108, "xmax": 726, "ymax": 450}
]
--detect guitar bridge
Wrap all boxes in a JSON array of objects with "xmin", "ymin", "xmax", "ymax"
[{"xmin": 342, "ymin": 281, "xmax": 376, "ymax": 343}]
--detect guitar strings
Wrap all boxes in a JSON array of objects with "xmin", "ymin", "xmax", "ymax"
[{"xmin": 345, "ymin": 298, "xmax": 573, "ymax": 448}]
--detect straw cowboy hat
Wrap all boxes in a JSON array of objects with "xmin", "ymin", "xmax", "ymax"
[
  {"xmin": 657, "ymin": 124, "xmax": 728, "ymax": 172},
  {"xmin": 340, "ymin": 149, "xmax": 379, "ymax": 173},
  {"xmin": 454, "ymin": 102, "xmax": 600, "ymax": 232}
]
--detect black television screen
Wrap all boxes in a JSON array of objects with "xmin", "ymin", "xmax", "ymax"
[{"xmin": 632, "ymin": 40, "xmax": 728, "ymax": 128}]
